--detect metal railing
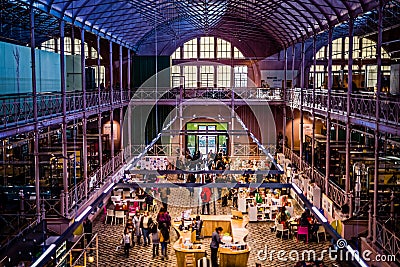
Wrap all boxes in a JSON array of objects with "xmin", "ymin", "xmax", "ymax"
[
  {"xmin": 327, "ymin": 182, "xmax": 347, "ymax": 207},
  {"xmin": 65, "ymin": 151, "xmax": 124, "ymax": 216},
  {"xmin": 130, "ymin": 87, "xmax": 284, "ymax": 102},
  {"xmin": 376, "ymin": 221, "xmax": 400, "ymax": 263},
  {"xmin": 284, "ymin": 147, "xmax": 347, "ymax": 207},
  {"xmin": 288, "ymin": 88, "xmax": 400, "ymax": 130},
  {"xmin": 0, "ymin": 90, "xmax": 131, "ymax": 130}
]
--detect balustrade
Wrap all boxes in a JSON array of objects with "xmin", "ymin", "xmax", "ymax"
[
  {"xmin": 327, "ymin": 182, "xmax": 347, "ymax": 207},
  {"xmin": 288, "ymin": 89, "xmax": 400, "ymax": 131},
  {"xmin": 0, "ymin": 90, "xmax": 131, "ymax": 131},
  {"xmin": 375, "ymin": 221, "xmax": 400, "ymax": 263},
  {"xmin": 284, "ymin": 148, "xmax": 347, "ymax": 208}
]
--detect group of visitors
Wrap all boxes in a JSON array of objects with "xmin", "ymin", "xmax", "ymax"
[
  {"xmin": 175, "ymin": 149, "xmax": 231, "ymax": 173},
  {"xmin": 121, "ymin": 207, "xmax": 171, "ymax": 260}
]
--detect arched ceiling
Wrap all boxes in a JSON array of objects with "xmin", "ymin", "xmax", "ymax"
[{"xmin": 0, "ymin": 0, "xmax": 393, "ymax": 57}]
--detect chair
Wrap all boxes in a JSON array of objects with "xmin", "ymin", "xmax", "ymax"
[
  {"xmin": 114, "ymin": 210, "xmax": 126, "ymax": 225},
  {"xmin": 276, "ymin": 223, "xmax": 290, "ymax": 240},
  {"xmin": 316, "ymin": 225, "xmax": 326, "ymax": 243},
  {"xmin": 197, "ymin": 256, "xmax": 211, "ymax": 267},
  {"xmin": 185, "ymin": 253, "xmax": 195, "ymax": 267},
  {"xmin": 297, "ymin": 226, "xmax": 309, "ymax": 243},
  {"xmin": 105, "ymin": 209, "xmax": 115, "ymax": 225},
  {"xmin": 111, "ymin": 195, "xmax": 121, "ymax": 204}
]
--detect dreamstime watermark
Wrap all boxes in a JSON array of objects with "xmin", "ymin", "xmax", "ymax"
[{"xmin": 257, "ymin": 238, "xmax": 396, "ymax": 263}]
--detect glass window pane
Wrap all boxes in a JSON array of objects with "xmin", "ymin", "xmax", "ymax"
[
  {"xmin": 234, "ymin": 47, "xmax": 244, "ymax": 59},
  {"xmin": 183, "ymin": 39, "xmax": 198, "ymax": 59},
  {"xmin": 200, "ymin": 37, "xmax": 215, "ymax": 59},
  {"xmin": 217, "ymin": 38, "xmax": 231, "ymax": 58},
  {"xmin": 184, "ymin": 65, "xmax": 197, "ymax": 87},
  {"xmin": 234, "ymin": 65, "xmax": 247, "ymax": 87},
  {"xmin": 217, "ymin": 65, "xmax": 231, "ymax": 87},
  {"xmin": 171, "ymin": 47, "xmax": 181, "ymax": 59},
  {"xmin": 200, "ymin": 65, "xmax": 214, "ymax": 87}
]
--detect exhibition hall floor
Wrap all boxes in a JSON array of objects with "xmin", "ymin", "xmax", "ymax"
[{"xmin": 91, "ymin": 187, "xmax": 341, "ymax": 267}]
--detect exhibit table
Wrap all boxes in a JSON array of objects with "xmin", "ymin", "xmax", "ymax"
[
  {"xmin": 199, "ymin": 215, "xmax": 232, "ymax": 237},
  {"xmin": 219, "ymin": 215, "xmax": 251, "ymax": 267},
  {"xmin": 172, "ymin": 214, "xmax": 250, "ymax": 267},
  {"xmin": 172, "ymin": 223, "xmax": 206, "ymax": 267}
]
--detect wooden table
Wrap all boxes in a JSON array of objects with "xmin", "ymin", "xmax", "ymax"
[
  {"xmin": 199, "ymin": 215, "xmax": 233, "ymax": 237},
  {"xmin": 219, "ymin": 215, "xmax": 251, "ymax": 267},
  {"xmin": 172, "ymin": 215, "xmax": 251, "ymax": 267},
  {"xmin": 172, "ymin": 222, "xmax": 206, "ymax": 267}
]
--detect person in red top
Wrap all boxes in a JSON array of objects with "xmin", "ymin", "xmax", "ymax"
[{"xmin": 201, "ymin": 187, "xmax": 212, "ymax": 215}]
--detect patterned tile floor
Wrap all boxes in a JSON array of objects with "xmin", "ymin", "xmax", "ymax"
[{"xmin": 91, "ymin": 187, "xmax": 344, "ymax": 267}]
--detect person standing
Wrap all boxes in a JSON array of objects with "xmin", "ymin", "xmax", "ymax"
[
  {"xmin": 83, "ymin": 218, "xmax": 93, "ymax": 245},
  {"xmin": 156, "ymin": 208, "xmax": 171, "ymax": 228},
  {"xmin": 201, "ymin": 187, "xmax": 212, "ymax": 215},
  {"xmin": 140, "ymin": 211, "xmax": 153, "ymax": 246},
  {"xmin": 159, "ymin": 222, "xmax": 170, "ymax": 260},
  {"xmin": 151, "ymin": 223, "xmax": 160, "ymax": 259},
  {"xmin": 221, "ymin": 188, "xmax": 229, "ymax": 207},
  {"xmin": 122, "ymin": 228, "xmax": 131, "ymax": 257},
  {"xmin": 210, "ymin": 227, "xmax": 224, "ymax": 267},
  {"xmin": 133, "ymin": 212, "xmax": 142, "ymax": 246}
]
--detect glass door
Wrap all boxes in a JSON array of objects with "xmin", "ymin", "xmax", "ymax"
[{"xmin": 198, "ymin": 125, "xmax": 217, "ymax": 157}]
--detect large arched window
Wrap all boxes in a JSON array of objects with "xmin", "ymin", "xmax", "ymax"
[
  {"xmin": 171, "ymin": 37, "xmax": 246, "ymax": 88},
  {"xmin": 310, "ymin": 37, "xmax": 390, "ymax": 91}
]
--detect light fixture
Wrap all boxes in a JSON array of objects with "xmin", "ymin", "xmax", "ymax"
[
  {"xmin": 346, "ymin": 245, "xmax": 369, "ymax": 267},
  {"xmin": 30, "ymin": 244, "xmax": 56, "ymax": 267},
  {"xmin": 312, "ymin": 206, "xmax": 327, "ymax": 223},
  {"xmin": 75, "ymin": 206, "xmax": 92, "ymax": 222},
  {"xmin": 88, "ymin": 256, "xmax": 95, "ymax": 263},
  {"xmin": 103, "ymin": 183, "xmax": 115, "ymax": 194},
  {"xmin": 292, "ymin": 183, "xmax": 302, "ymax": 194}
]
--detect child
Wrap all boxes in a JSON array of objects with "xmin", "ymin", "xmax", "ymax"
[
  {"xmin": 122, "ymin": 228, "xmax": 131, "ymax": 257},
  {"xmin": 151, "ymin": 223, "xmax": 160, "ymax": 259}
]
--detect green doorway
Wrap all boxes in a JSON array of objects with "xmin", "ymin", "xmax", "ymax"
[{"xmin": 186, "ymin": 122, "xmax": 228, "ymax": 158}]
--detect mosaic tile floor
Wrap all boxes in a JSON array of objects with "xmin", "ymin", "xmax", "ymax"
[{"xmin": 91, "ymin": 187, "xmax": 343, "ymax": 267}]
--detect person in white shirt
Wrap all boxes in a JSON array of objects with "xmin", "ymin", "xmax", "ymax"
[{"xmin": 140, "ymin": 211, "xmax": 153, "ymax": 246}]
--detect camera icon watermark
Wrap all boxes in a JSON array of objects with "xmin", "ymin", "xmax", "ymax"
[{"xmin": 257, "ymin": 238, "xmax": 396, "ymax": 263}]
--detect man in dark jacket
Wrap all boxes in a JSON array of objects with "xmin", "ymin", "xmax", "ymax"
[{"xmin": 210, "ymin": 227, "xmax": 224, "ymax": 267}]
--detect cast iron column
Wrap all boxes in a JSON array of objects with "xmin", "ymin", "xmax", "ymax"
[
  {"xmin": 97, "ymin": 36, "xmax": 103, "ymax": 181},
  {"xmin": 326, "ymin": 28, "xmax": 333, "ymax": 194},
  {"xmin": 127, "ymin": 49, "xmax": 131, "ymax": 158},
  {"xmin": 300, "ymin": 41, "xmax": 305, "ymax": 169},
  {"xmin": 291, "ymin": 45, "xmax": 295, "ymax": 164},
  {"xmin": 127, "ymin": 49, "xmax": 131, "ymax": 97},
  {"xmin": 283, "ymin": 47, "xmax": 287, "ymax": 154},
  {"xmin": 119, "ymin": 45, "xmax": 124, "ymax": 160},
  {"xmin": 312, "ymin": 36, "xmax": 316, "ymax": 182},
  {"xmin": 109, "ymin": 41, "xmax": 115, "ymax": 171},
  {"xmin": 373, "ymin": 2, "xmax": 383, "ymax": 244},
  {"xmin": 346, "ymin": 18, "xmax": 354, "ymax": 215},
  {"xmin": 30, "ymin": 6, "xmax": 41, "ymax": 221},
  {"xmin": 60, "ymin": 20, "xmax": 69, "ymax": 216},
  {"xmin": 81, "ymin": 29, "xmax": 88, "ymax": 199}
]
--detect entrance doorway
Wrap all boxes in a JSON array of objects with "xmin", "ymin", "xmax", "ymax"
[
  {"xmin": 185, "ymin": 122, "xmax": 228, "ymax": 158},
  {"xmin": 198, "ymin": 125, "xmax": 216, "ymax": 156}
]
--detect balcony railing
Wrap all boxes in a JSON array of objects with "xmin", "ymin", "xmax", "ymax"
[
  {"xmin": 130, "ymin": 87, "xmax": 284, "ymax": 102},
  {"xmin": 288, "ymin": 88, "xmax": 400, "ymax": 131},
  {"xmin": 284, "ymin": 147, "xmax": 347, "ymax": 208},
  {"xmin": 64, "ymin": 151, "xmax": 124, "ymax": 216},
  {"xmin": 0, "ymin": 90, "xmax": 131, "ymax": 131},
  {"xmin": 376, "ymin": 221, "xmax": 400, "ymax": 264}
]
